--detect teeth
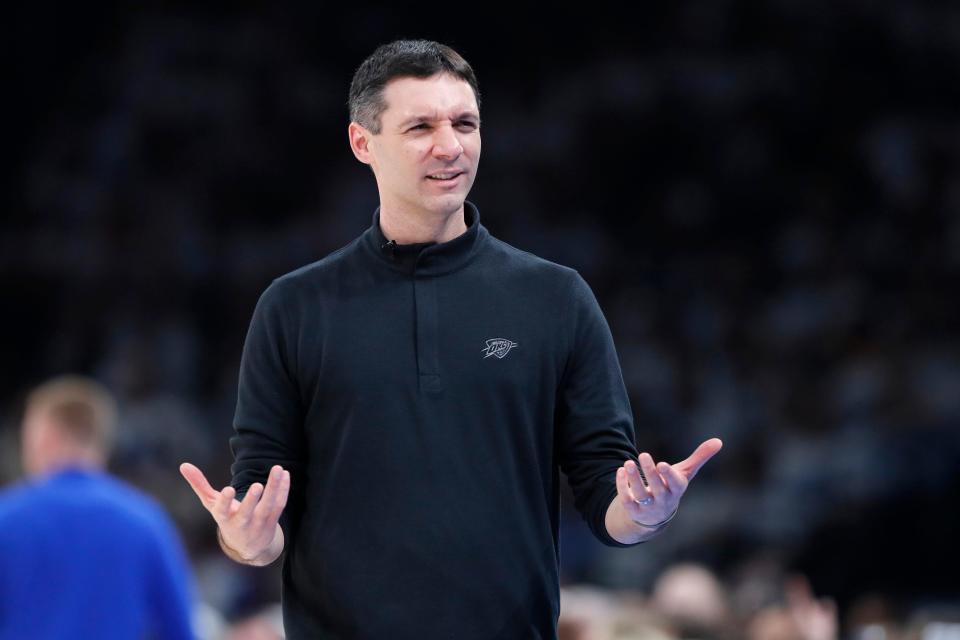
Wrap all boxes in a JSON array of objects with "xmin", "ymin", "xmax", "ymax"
[{"xmin": 429, "ymin": 173, "xmax": 459, "ymax": 179}]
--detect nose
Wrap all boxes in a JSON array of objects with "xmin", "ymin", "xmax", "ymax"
[{"xmin": 431, "ymin": 124, "xmax": 463, "ymax": 159}]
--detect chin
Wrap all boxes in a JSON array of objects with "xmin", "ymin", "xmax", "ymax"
[{"xmin": 422, "ymin": 193, "xmax": 464, "ymax": 211}]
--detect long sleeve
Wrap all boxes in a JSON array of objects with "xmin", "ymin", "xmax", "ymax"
[
  {"xmin": 229, "ymin": 278, "xmax": 307, "ymax": 543},
  {"xmin": 555, "ymin": 271, "xmax": 643, "ymax": 548}
]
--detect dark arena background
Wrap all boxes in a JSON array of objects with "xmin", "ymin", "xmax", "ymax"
[{"xmin": 4, "ymin": 3, "xmax": 959, "ymax": 638}]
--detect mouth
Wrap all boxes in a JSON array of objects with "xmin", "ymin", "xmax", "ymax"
[{"xmin": 425, "ymin": 171, "xmax": 465, "ymax": 185}]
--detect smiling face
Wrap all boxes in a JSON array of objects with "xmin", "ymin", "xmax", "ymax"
[{"xmin": 349, "ymin": 73, "xmax": 481, "ymax": 220}]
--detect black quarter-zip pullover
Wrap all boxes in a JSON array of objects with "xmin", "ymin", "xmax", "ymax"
[{"xmin": 229, "ymin": 200, "xmax": 643, "ymax": 639}]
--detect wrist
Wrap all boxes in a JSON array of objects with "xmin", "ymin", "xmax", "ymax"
[
  {"xmin": 217, "ymin": 526, "xmax": 250, "ymax": 560},
  {"xmin": 218, "ymin": 524, "xmax": 284, "ymax": 566},
  {"xmin": 631, "ymin": 503, "xmax": 679, "ymax": 530},
  {"xmin": 606, "ymin": 497, "xmax": 665, "ymax": 544}
]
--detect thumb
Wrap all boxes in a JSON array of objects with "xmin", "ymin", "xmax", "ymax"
[
  {"xmin": 678, "ymin": 438, "xmax": 723, "ymax": 481},
  {"xmin": 180, "ymin": 462, "xmax": 219, "ymax": 508}
]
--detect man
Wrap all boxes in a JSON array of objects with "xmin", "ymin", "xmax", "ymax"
[
  {"xmin": 0, "ymin": 375, "xmax": 196, "ymax": 640},
  {"xmin": 180, "ymin": 39, "xmax": 722, "ymax": 639}
]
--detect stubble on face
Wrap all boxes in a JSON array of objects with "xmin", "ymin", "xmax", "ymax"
[{"xmin": 370, "ymin": 73, "xmax": 481, "ymax": 224}]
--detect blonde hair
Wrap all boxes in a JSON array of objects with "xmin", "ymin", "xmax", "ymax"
[{"xmin": 25, "ymin": 375, "xmax": 118, "ymax": 453}]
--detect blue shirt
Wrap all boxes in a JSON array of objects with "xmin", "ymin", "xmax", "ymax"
[{"xmin": 0, "ymin": 466, "xmax": 196, "ymax": 639}]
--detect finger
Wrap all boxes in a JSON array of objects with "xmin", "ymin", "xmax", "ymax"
[
  {"xmin": 212, "ymin": 484, "xmax": 236, "ymax": 524},
  {"xmin": 621, "ymin": 460, "xmax": 652, "ymax": 505},
  {"xmin": 616, "ymin": 465, "xmax": 640, "ymax": 505},
  {"xmin": 253, "ymin": 465, "xmax": 285, "ymax": 521},
  {"xmin": 235, "ymin": 482, "xmax": 264, "ymax": 526},
  {"xmin": 677, "ymin": 438, "xmax": 723, "ymax": 480},
  {"xmin": 266, "ymin": 470, "xmax": 291, "ymax": 523},
  {"xmin": 636, "ymin": 453, "xmax": 668, "ymax": 497},
  {"xmin": 179, "ymin": 462, "xmax": 219, "ymax": 509},
  {"xmin": 657, "ymin": 461, "xmax": 689, "ymax": 495},
  {"xmin": 257, "ymin": 468, "xmax": 291, "ymax": 524},
  {"xmin": 618, "ymin": 462, "xmax": 676, "ymax": 525},
  {"xmin": 623, "ymin": 460, "xmax": 651, "ymax": 500}
]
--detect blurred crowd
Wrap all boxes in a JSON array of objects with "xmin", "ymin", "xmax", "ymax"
[
  {"xmin": 557, "ymin": 562, "xmax": 960, "ymax": 640},
  {"xmin": 121, "ymin": 560, "xmax": 960, "ymax": 640},
  {"xmin": 170, "ymin": 560, "xmax": 960, "ymax": 640},
  {"xmin": 5, "ymin": 2, "xmax": 959, "ymax": 639}
]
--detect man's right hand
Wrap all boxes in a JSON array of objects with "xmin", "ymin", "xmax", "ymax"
[{"xmin": 179, "ymin": 462, "xmax": 290, "ymax": 564}]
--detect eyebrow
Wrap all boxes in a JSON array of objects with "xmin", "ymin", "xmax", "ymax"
[{"xmin": 399, "ymin": 111, "xmax": 481, "ymax": 128}]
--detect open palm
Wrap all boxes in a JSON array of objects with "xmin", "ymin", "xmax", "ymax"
[{"xmin": 179, "ymin": 462, "xmax": 289, "ymax": 561}]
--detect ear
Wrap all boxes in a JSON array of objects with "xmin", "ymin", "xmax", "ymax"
[
  {"xmin": 21, "ymin": 417, "xmax": 53, "ymax": 475},
  {"xmin": 348, "ymin": 121, "xmax": 375, "ymax": 166}
]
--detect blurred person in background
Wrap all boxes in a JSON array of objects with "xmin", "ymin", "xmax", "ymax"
[
  {"xmin": 559, "ymin": 584, "xmax": 679, "ymax": 640},
  {"xmin": 0, "ymin": 375, "xmax": 197, "ymax": 640},
  {"xmin": 744, "ymin": 574, "xmax": 838, "ymax": 640},
  {"xmin": 181, "ymin": 38, "xmax": 722, "ymax": 639},
  {"xmin": 650, "ymin": 562, "xmax": 735, "ymax": 638}
]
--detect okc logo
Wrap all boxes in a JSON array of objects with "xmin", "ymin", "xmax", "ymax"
[{"xmin": 482, "ymin": 338, "xmax": 518, "ymax": 359}]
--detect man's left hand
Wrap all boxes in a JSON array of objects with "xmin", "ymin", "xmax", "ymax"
[{"xmin": 614, "ymin": 437, "xmax": 723, "ymax": 528}]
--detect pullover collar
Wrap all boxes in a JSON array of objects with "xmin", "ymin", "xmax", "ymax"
[{"xmin": 363, "ymin": 199, "xmax": 489, "ymax": 276}]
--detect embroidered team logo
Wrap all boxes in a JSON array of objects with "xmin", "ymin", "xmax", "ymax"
[{"xmin": 482, "ymin": 338, "xmax": 519, "ymax": 359}]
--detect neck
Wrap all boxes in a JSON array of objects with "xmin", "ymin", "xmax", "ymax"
[
  {"xmin": 30, "ymin": 452, "xmax": 103, "ymax": 478},
  {"xmin": 379, "ymin": 202, "xmax": 468, "ymax": 244}
]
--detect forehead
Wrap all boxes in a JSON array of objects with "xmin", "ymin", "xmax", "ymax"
[{"xmin": 381, "ymin": 74, "xmax": 479, "ymax": 125}]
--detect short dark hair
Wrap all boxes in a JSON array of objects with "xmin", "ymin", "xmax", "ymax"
[{"xmin": 348, "ymin": 39, "xmax": 482, "ymax": 135}]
